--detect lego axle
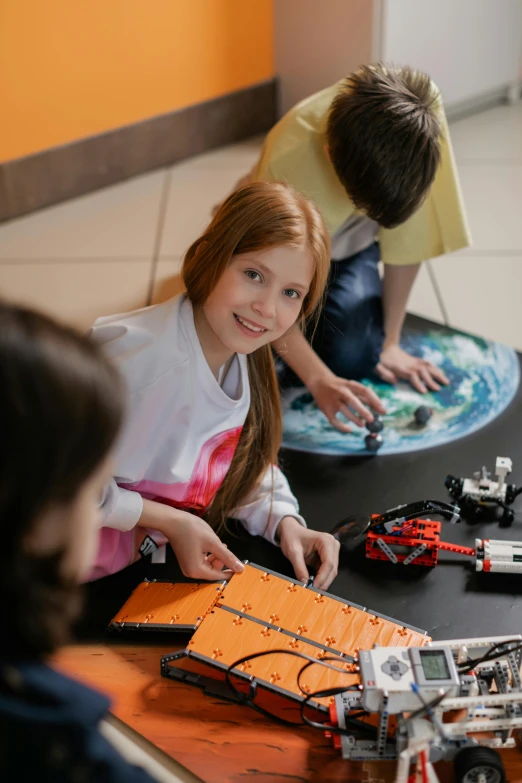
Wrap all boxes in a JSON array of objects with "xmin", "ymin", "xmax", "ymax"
[{"xmin": 367, "ymin": 524, "xmax": 522, "ymax": 574}]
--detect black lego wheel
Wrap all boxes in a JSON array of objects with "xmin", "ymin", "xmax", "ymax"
[
  {"xmin": 453, "ymin": 746, "xmax": 505, "ymax": 783},
  {"xmin": 505, "ymin": 484, "xmax": 517, "ymax": 505},
  {"xmin": 502, "ymin": 507, "xmax": 515, "ymax": 524},
  {"xmin": 460, "ymin": 494, "xmax": 482, "ymax": 520},
  {"xmin": 445, "ymin": 475, "xmax": 463, "ymax": 499}
]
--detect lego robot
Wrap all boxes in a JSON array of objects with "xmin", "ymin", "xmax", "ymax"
[
  {"xmin": 330, "ymin": 499, "xmax": 462, "ymax": 550},
  {"xmin": 111, "ymin": 563, "xmax": 522, "ymax": 782},
  {"xmin": 332, "ymin": 500, "xmax": 522, "ymax": 574},
  {"xmin": 329, "ymin": 635, "xmax": 522, "ymax": 783},
  {"xmin": 445, "ymin": 457, "xmax": 521, "ymax": 524}
]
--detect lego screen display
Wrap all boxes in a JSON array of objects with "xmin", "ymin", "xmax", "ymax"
[{"xmin": 419, "ymin": 650, "xmax": 451, "ymax": 681}]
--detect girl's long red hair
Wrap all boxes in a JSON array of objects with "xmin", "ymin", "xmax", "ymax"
[{"xmin": 182, "ymin": 182, "xmax": 330, "ymax": 531}]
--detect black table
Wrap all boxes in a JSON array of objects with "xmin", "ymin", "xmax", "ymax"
[{"xmin": 80, "ymin": 322, "xmax": 522, "ymax": 644}]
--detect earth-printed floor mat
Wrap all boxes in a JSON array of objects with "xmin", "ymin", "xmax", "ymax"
[{"xmin": 282, "ymin": 325, "xmax": 520, "ymax": 456}]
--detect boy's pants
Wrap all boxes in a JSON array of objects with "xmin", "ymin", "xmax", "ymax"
[{"xmin": 278, "ymin": 241, "xmax": 384, "ymax": 386}]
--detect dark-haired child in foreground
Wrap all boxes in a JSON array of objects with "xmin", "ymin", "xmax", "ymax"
[{"xmin": 0, "ymin": 303, "xmax": 159, "ymax": 782}]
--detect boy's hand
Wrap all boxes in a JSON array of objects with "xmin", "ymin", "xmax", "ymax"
[
  {"xmin": 308, "ymin": 373, "xmax": 386, "ymax": 433},
  {"xmin": 376, "ymin": 344, "xmax": 449, "ymax": 393},
  {"xmin": 277, "ymin": 516, "xmax": 340, "ymax": 591}
]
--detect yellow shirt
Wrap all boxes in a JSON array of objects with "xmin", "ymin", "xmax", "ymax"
[{"xmin": 252, "ymin": 80, "xmax": 471, "ymax": 265}]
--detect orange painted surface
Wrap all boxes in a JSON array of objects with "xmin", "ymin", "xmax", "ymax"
[
  {"xmin": 0, "ymin": 0, "xmax": 274, "ymax": 162},
  {"xmin": 52, "ymin": 643, "xmax": 378, "ymax": 782},
  {"xmin": 53, "ymin": 643, "xmax": 521, "ymax": 783},
  {"xmin": 110, "ymin": 565, "xmax": 428, "ymax": 715},
  {"xmin": 181, "ymin": 607, "xmax": 358, "ymax": 709},
  {"xmin": 216, "ymin": 564, "xmax": 428, "ymax": 653},
  {"xmin": 110, "ymin": 580, "xmax": 225, "ymax": 629},
  {"xmin": 52, "ymin": 566, "xmax": 522, "ymax": 782}
]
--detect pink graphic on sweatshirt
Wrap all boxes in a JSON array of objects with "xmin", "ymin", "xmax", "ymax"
[
  {"xmin": 121, "ymin": 426, "xmax": 243, "ymax": 514},
  {"xmin": 88, "ymin": 427, "xmax": 243, "ymax": 580}
]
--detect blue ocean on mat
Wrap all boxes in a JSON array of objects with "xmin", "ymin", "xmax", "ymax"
[{"xmin": 282, "ymin": 329, "xmax": 520, "ymax": 455}]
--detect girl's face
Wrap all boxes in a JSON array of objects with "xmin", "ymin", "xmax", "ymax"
[
  {"xmin": 26, "ymin": 457, "xmax": 113, "ymax": 583},
  {"xmin": 197, "ymin": 244, "xmax": 314, "ymax": 371}
]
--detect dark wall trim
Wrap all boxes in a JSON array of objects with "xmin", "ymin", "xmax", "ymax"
[{"xmin": 0, "ymin": 78, "xmax": 277, "ymax": 223}]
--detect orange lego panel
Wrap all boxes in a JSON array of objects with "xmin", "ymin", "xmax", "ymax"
[
  {"xmin": 182, "ymin": 606, "xmax": 358, "ymax": 709},
  {"xmin": 218, "ymin": 564, "xmax": 428, "ymax": 654},
  {"xmin": 110, "ymin": 580, "xmax": 225, "ymax": 630}
]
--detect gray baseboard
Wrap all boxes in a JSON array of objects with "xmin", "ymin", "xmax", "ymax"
[
  {"xmin": 446, "ymin": 83, "xmax": 520, "ymax": 122},
  {"xmin": 0, "ymin": 79, "xmax": 277, "ymax": 223}
]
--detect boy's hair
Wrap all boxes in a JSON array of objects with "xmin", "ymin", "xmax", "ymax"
[
  {"xmin": 326, "ymin": 64, "xmax": 442, "ymax": 228},
  {"xmin": 0, "ymin": 304, "xmax": 123, "ymax": 659},
  {"xmin": 182, "ymin": 181, "xmax": 330, "ymax": 532}
]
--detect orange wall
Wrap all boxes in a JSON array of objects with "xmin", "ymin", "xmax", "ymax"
[{"xmin": 0, "ymin": 1, "xmax": 274, "ymax": 163}]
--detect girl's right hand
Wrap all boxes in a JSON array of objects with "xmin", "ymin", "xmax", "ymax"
[{"xmin": 139, "ymin": 500, "xmax": 244, "ymax": 581}]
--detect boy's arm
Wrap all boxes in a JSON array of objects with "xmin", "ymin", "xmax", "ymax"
[
  {"xmin": 375, "ymin": 263, "xmax": 449, "ymax": 393},
  {"xmin": 272, "ymin": 327, "xmax": 386, "ymax": 430}
]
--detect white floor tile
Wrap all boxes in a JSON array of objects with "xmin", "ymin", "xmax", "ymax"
[
  {"xmin": 151, "ymin": 258, "xmax": 184, "ymax": 305},
  {"xmin": 175, "ymin": 137, "xmax": 263, "ymax": 171},
  {"xmin": 431, "ymin": 254, "xmax": 522, "ymax": 350},
  {"xmin": 456, "ymin": 164, "xmax": 522, "ymax": 252},
  {"xmin": 450, "ymin": 103, "xmax": 522, "ymax": 163},
  {"xmin": 160, "ymin": 163, "xmax": 253, "ymax": 258},
  {"xmin": 406, "ymin": 261, "xmax": 445, "ymax": 324},
  {"xmin": 0, "ymin": 171, "xmax": 166, "ymax": 260},
  {"xmin": 0, "ymin": 259, "xmax": 151, "ymax": 331}
]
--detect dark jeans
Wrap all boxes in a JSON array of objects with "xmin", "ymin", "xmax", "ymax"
[{"xmin": 278, "ymin": 241, "xmax": 384, "ymax": 386}]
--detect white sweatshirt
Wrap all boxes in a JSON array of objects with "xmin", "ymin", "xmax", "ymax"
[{"xmin": 89, "ymin": 294, "xmax": 305, "ymax": 546}]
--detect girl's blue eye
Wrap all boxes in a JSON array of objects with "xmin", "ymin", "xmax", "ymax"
[
  {"xmin": 245, "ymin": 270, "xmax": 261, "ymax": 281},
  {"xmin": 284, "ymin": 289, "xmax": 300, "ymax": 299}
]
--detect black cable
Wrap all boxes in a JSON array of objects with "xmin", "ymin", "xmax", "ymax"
[
  {"xmin": 224, "ymin": 648, "xmax": 320, "ymax": 726},
  {"xmin": 404, "ymin": 690, "xmax": 448, "ymax": 723},
  {"xmin": 457, "ymin": 639, "xmax": 522, "ymax": 674},
  {"xmin": 458, "ymin": 639, "xmax": 522, "ymax": 671},
  {"xmin": 224, "ymin": 647, "xmax": 375, "ymax": 736},
  {"xmin": 294, "ymin": 655, "xmax": 375, "ymax": 735},
  {"xmin": 300, "ymin": 686, "xmax": 376, "ymax": 736}
]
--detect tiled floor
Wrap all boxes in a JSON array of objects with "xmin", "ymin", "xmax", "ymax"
[{"xmin": 1, "ymin": 105, "xmax": 522, "ymax": 349}]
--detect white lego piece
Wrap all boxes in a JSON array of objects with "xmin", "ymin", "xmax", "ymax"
[
  {"xmin": 337, "ymin": 635, "xmax": 522, "ymax": 783},
  {"xmin": 430, "ymin": 634, "xmax": 522, "ymax": 651},
  {"xmin": 403, "ymin": 543, "xmax": 427, "ymax": 565},
  {"xmin": 395, "ymin": 722, "xmax": 439, "ymax": 783},
  {"xmin": 461, "ymin": 456, "xmax": 512, "ymax": 503},
  {"xmin": 376, "ymin": 537, "xmax": 398, "ymax": 563},
  {"xmin": 475, "ymin": 538, "xmax": 522, "ymax": 573},
  {"xmin": 496, "ymin": 457, "xmax": 513, "ymax": 494}
]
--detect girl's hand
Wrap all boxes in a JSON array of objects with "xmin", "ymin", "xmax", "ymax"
[
  {"xmin": 167, "ymin": 513, "xmax": 244, "ymax": 580},
  {"xmin": 139, "ymin": 501, "xmax": 244, "ymax": 581},
  {"xmin": 277, "ymin": 516, "xmax": 340, "ymax": 591}
]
